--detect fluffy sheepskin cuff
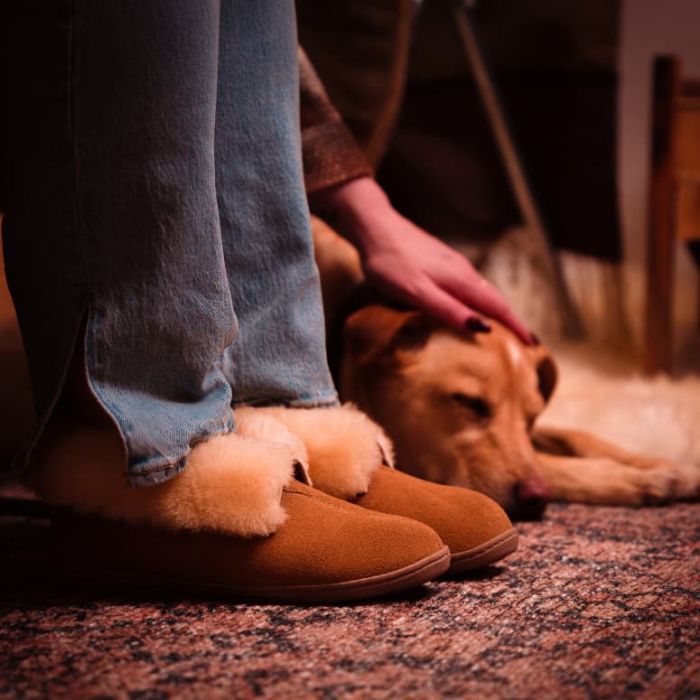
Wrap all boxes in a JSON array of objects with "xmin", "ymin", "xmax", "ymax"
[
  {"xmin": 34, "ymin": 425, "xmax": 295, "ymax": 538},
  {"xmin": 234, "ymin": 406, "xmax": 311, "ymax": 485},
  {"xmin": 259, "ymin": 404, "xmax": 395, "ymax": 500}
]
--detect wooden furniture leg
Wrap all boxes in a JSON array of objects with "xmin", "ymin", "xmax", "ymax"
[{"xmin": 644, "ymin": 56, "xmax": 680, "ymax": 374}]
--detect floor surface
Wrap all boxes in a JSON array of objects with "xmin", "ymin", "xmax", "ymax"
[{"xmin": 2, "ymin": 501, "xmax": 698, "ymax": 699}]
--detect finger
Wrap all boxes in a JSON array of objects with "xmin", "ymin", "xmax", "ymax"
[
  {"xmin": 447, "ymin": 275, "xmax": 534, "ymax": 344},
  {"xmin": 410, "ymin": 281, "xmax": 491, "ymax": 335}
]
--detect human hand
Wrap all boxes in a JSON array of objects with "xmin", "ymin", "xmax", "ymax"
[{"xmin": 310, "ymin": 177, "xmax": 534, "ymax": 344}]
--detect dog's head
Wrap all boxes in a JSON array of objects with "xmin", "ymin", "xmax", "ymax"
[{"xmin": 339, "ymin": 305, "xmax": 557, "ymax": 519}]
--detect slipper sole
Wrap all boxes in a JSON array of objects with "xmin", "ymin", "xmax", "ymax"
[
  {"xmin": 51, "ymin": 544, "xmax": 452, "ymax": 604},
  {"xmin": 448, "ymin": 528, "xmax": 519, "ymax": 573}
]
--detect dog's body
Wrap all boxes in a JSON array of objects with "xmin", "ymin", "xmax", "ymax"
[
  {"xmin": 0, "ymin": 216, "xmax": 697, "ymax": 524},
  {"xmin": 312, "ymin": 217, "xmax": 700, "ymax": 516}
]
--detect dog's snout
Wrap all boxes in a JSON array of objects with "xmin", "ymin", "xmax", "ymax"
[
  {"xmin": 511, "ymin": 478, "xmax": 550, "ymax": 520},
  {"xmin": 516, "ymin": 477, "xmax": 550, "ymax": 503}
]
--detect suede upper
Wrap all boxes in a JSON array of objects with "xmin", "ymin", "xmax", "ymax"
[
  {"xmin": 50, "ymin": 481, "xmax": 446, "ymax": 588},
  {"xmin": 355, "ymin": 467, "xmax": 514, "ymax": 554}
]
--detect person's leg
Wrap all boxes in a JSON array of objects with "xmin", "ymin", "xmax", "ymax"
[
  {"xmin": 1, "ymin": 0, "xmax": 235, "ymax": 484},
  {"xmin": 215, "ymin": 0, "xmax": 337, "ymax": 408},
  {"xmin": 0, "ymin": 0, "xmax": 453, "ymax": 602}
]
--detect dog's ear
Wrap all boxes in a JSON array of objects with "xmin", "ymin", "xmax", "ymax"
[
  {"xmin": 343, "ymin": 305, "xmax": 433, "ymax": 367},
  {"xmin": 528, "ymin": 344, "xmax": 558, "ymax": 404}
]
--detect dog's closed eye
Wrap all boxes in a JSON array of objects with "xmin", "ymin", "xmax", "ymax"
[{"xmin": 449, "ymin": 393, "xmax": 491, "ymax": 420}]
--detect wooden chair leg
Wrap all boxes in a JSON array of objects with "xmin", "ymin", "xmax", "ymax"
[
  {"xmin": 685, "ymin": 240, "xmax": 700, "ymax": 331},
  {"xmin": 644, "ymin": 56, "xmax": 680, "ymax": 375}
]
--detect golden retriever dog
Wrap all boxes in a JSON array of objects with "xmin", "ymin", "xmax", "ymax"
[{"xmin": 312, "ymin": 217, "xmax": 700, "ymax": 519}]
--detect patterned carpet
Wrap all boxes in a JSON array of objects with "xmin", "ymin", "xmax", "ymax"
[{"xmin": 2, "ymin": 499, "xmax": 699, "ymax": 699}]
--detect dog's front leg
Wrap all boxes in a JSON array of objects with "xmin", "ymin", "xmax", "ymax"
[
  {"xmin": 536, "ymin": 452, "xmax": 700, "ymax": 505},
  {"xmin": 534, "ymin": 426, "xmax": 683, "ymax": 470}
]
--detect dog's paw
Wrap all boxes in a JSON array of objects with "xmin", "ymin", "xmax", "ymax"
[
  {"xmin": 637, "ymin": 460, "xmax": 700, "ymax": 503},
  {"xmin": 618, "ymin": 460, "xmax": 700, "ymax": 505},
  {"xmin": 251, "ymin": 404, "xmax": 394, "ymax": 500}
]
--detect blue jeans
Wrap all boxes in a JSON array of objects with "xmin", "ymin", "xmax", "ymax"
[{"xmin": 0, "ymin": 0, "xmax": 336, "ymax": 485}]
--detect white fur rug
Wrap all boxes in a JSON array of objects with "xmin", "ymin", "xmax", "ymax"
[
  {"xmin": 458, "ymin": 227, "xmax": 700, "ymax": 469},
  {"xmin": 540, "ymin": 342, "xmax": 700, "ymax": 468}
]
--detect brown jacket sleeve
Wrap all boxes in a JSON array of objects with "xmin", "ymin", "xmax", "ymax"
[{"xmin": 298, "ymin": 47, "xmax": 372, "ymax": 194}]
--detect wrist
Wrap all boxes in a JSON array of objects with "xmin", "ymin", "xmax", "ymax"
[{"xmin": 309, "ymin": 177, "xmax": 393, "ymax": 251}]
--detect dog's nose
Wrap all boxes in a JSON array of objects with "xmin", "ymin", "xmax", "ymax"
[{"xmin": 511, "ymin": 478, "xmax": 550, "ymax": 520}]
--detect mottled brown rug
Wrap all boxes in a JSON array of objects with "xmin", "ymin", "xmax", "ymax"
[{"xmin": 1, "ymin": 501, "xmax": 699, "ymax": 699}]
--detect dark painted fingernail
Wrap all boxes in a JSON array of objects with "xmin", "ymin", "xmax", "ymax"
[
  {"xmin": 530, "ymin": 332, "xmax": 540, "ymax": 345},
  {"xmin": 465, "ymin": 317, "xmax": 491, "ymax": 334}
]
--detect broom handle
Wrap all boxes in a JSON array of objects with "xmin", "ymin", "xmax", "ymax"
[{"xmin": 450, "ymin": 0, "xmax": 583, "ymax": 337}]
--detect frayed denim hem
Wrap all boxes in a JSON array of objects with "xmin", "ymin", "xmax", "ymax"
[
  {"xmin": 127, "ymin": 458, "xmax": 189, "ymax": 488},
  {"xmin": 126, "ymin": 389, "xmax": 339, "ymax": 487},
  {"xmin": 125, "ymin": 414, "xmax": 235, "ymax": 488},
  {"xmin": 231, "ymin": 389, "xmax": 340, "ymax": 409}
]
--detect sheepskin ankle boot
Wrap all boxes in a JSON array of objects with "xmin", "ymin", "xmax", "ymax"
[
  {"xmin": 249, "ymin": 404, "xmax": 518, "ymax": 573},
  {"xmin": 31, "ymin": 417, "xmax": 449, "ymax": 602}
]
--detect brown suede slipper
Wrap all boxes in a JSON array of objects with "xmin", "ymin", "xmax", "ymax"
[
  {"xmin": 41, "ymin": 482, "xmax": 450, "ymax": 603},
  {"xmin": 353, "ymin": 468, "xmax": 518, "ymax": 574},
  {"xmin": 248, "ymin": 405, "xmax": 518, "ymax": 574},
  {"xmin": 25, "ymin": 417, "xmax": 452, "ymax": 602}
]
